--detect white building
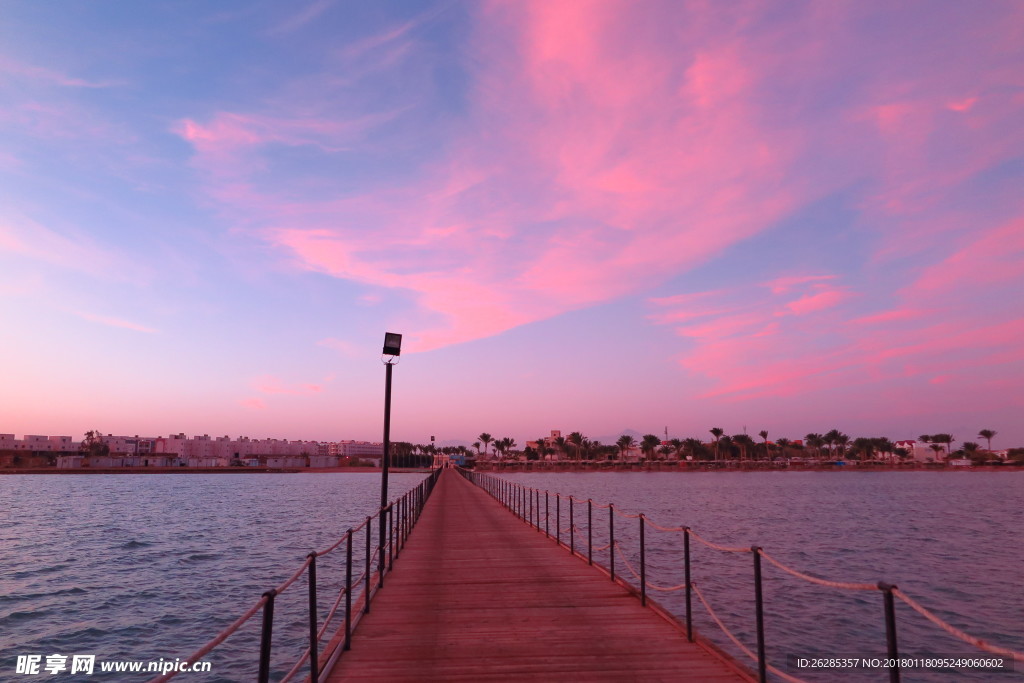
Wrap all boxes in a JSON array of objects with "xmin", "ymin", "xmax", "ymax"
[
  {"xmin": 894, "ymin": 440, "xmax": 945, "ymax": 462},
  {"xmin": 338, "ymin": 441, "xmax": 384, "ymax": 461},
  {"xmin": 1, "ymin": 434, "xmax": 78, "ymax": 452}
]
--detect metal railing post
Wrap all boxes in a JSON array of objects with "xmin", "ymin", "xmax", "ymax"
[
  {"xmin": 880, "ymin": 583, "xmax": 901, "ymax": 683},
  {"xmin": 529, "ymin": 487, "xmax": 534, "ymax": 528},
  {"xmin": 306, "ymin": 553, "xmax": 319, "ymax": 682},
  {"xmin": 344, "ymin": 529, "xmax": 353, "ymax": 651},
  {"xmin": 684, "ymin": 527, "xmax": 692, "ymax": 642},
  {"xmin": 545, "ymin": 491, "xmax": 549, "ymax": 538},
  {"xmin": 556, "ymin": 494, "xmax": 561, "ymax": 546},
  {"xmin": 378, "ymin": 506, "xmax": 386, "ymax": 589},
  {"xmin": 587, "ymin": 499, "xmax": 593, "ymax": 565},
  {"xmin": 364, "ymin": 516, "xmax": 372, "ymax": 614},
  {"xmin": 609, "ymin": 504, "xmax": 615, "ymax": 581},
  {"xmin": 397, "ymin": 497, "xmax": 404, "ymax": 555},
  {"xmin": 640, "ymin": 515, "xmax": 646, "ymax": 606},
  {"xmin": 258, "ymin": 589, "xmax": 276, "ymax": 683},
  {"xmin": 569, "ymin": 497, "xmax": 575, "ymax": 555},
  {"xmin": 388, "ymin": 504, "xmax": 394, "ymax": 571},
  {"xmin": 753, "ymin": 547, "xmax": 766, "ymax": 683}
]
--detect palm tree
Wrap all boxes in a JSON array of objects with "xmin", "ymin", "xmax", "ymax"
[
  {"xmin": 978, "ymin": 429, "xmax": 996, "ymax": 451},
  {"xmin": 503, "ymin": 437, "xmax": 517, "ymax": 459},
  {"xmin": 824, "ymin": 429, "xmax": 841, "ymax": 459},
  {"xmin": 732, "ymin": 434, "xmax": 755, "ymax": 461},
  {"xmin": 929, "ymin": 444, "xmax": 944, "ymax": 460},
  {"xmin": 669, "ymin": 438, "xmax": 684, "ymax": 460},
  {"xmin": 874, "ymin": 438, "xmax": 896, "ymax": 461},
  {"xmin": 640, "ymin": 434, "xmax": 661, "ymax": 462},
  {"xmin": 710, "ymin": 427, "xmax": 724, "ymax": 460},
  {"xmin": 932, "ymin": 433, "xmax": 954, "ymax": 455},
  {"xmin": 567, "ymin": 431, "xmax": 585, "ymax": 461},
  {"xmin": 472, "ymin": 441, "xmax": 481, "ymax": 455},
  {"xmin": 616, "ymin": 434, "xmax": 635, "ymax": 460},
  {"xmin": 852, "ymin": 437, "xmax": 874, "ymax": 461},
  {"xmin": 684, "ymin": 437, "xmax": 706, "ymax": 460},
  {"xmin": 775, "ymin": 438, "xmax": 791, "ymax": 460},
  {"xmin": 833, "ymin": 432, "xmax": 850, "ymax": 459},
  {"xmin": 478, "ymin": 433, "xmax": 493, "ymax": 457},
  {"xmin": 553, "ymin": 436, "xmax": 568, "ymax": 460},
  {"xmin": 804, "ymin": 433, "xmax": 825, "ymax": 461},
  {"xmin": 758, "ymin": 430, "xmax": 769, "ymax": 461}
]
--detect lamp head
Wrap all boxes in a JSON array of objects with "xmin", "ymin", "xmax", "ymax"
[{"xmin": 383, "ymin": 332, "xmax": 402, "ymax": 356}]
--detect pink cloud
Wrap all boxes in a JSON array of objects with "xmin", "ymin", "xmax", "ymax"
[
  {"xmin": 176, "ymin": 1, "xmax": 1024, "ymax": 359},
  {"xmin": 946, "ymin": 97, "xmax": 978, "ymax": 113},
  {"xmin": 268, "ymin": 0, "xmax": 335, "ymax": 35},
  {"xmin": 651, "ymin": 230, "xmax": 1024, "ymax": 400},
  {"xmin": 0, "ymin": 55, "xmax": 122, "ymax": 88},
  {"xmin": 848, "ymin": 309, "xmax": 928, "ymax": 326},
  {"xmin": 74, "ymin": 312, "xmax": 158, "ymax": 334},
  {"xmin": 240, "ymin": 398, "xmax": 267, "ymax": 411},
  {"xmin": 908, "ymin": 218, "xmax": 1024, "ymax": 295},
  {"xmin": 180, "ymin": 2, "xmax": 814, "ymax": 351},
  {"xmin": 0, "ymin": 215, "xmax": 147, "ymax": 282},
  {"xmin": 763, "ymin": 275, "xmax": 836, "ymax": 295},
  {"xmin": 316, "ymin": 338, "xmax": 358, "ymax": 356},
  {"xmin": 785, "ymin": 288, "xmax": 850, "ymax": 315}
]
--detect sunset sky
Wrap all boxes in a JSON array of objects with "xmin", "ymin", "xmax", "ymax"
[{"xmin": 2, "ymin": 1, "xmax": 1022, "ymax": 449}]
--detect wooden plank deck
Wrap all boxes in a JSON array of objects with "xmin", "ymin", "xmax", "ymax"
[{"xmin": 324, "ymin": 468, "xmax": 752, "ymax": 682}]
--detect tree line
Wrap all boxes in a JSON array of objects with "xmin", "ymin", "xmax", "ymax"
[{"xmin": 460, "ymin": 428, "xmax": 1007, "ymax": 464}]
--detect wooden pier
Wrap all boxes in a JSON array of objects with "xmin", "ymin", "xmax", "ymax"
[{"xmin": 323, "ymin": 468, "xmax": 751, "ymax": 681}]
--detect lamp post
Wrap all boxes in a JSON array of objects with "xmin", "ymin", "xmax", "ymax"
[{"xmin": 379, "ymin": 333, "xmax": 401, "ymax": 579}]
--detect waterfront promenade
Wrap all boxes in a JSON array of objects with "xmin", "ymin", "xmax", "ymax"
[{"xmin": 324, "ymin": 468, "xmax": 750, "ymax": 681}]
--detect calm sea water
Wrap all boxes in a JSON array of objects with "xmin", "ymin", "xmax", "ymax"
[
  {"xmin": 0, "ymin": 473, "xmax": 428, "ymax": 681},
  {"xmin": 2, "ymin": 471, "xmax": 1021, "ymax": 682},
  {"xmin": 498, "ymin": 471, "xmax": 1024, "ymax": 682}
]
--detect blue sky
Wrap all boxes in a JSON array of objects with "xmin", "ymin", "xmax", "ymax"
[{"xmin": 2, "ymin": 1, "xmax": 1022, "ymax": 450}]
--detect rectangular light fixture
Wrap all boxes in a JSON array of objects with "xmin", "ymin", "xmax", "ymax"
[{"xmin": 383, "ymin": 332, "xmax": 402, "ymax": 356}]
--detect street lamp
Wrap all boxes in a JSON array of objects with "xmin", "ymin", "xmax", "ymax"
[{"xmin": 379, "ymin": 333, "xmax": 401, "ymax": 580}]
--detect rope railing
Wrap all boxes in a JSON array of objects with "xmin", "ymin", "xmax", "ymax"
[
  {"xmin": 691, "ymin": 582, "xmax": 808, "ymax": 683},
  {"xmin": 149, "ymin": 466, "xmax": 443, "ymax": 683},
  {"xmin": 687, "ymin": 529, "xmax": 752, "ymax": 554},
  {"xmin": 892, "ymin": 588, "xmax": 1024, "ymax": 662},
  {"xmin": 758, "ymin": 550, "xmax": 878, "ymax": 591},
  {"xmin": 613, "ymin": 542, "xmax": 646, "ymax": 585},
  {"xmin": 278, "ymin": 549, "xmax": 381, "ymax": 683},
  {"xmin": 150, "ymin": 596, "xmax": 269, "ymax": 683},
  {"xmin": 461, "ymin": 468, "xmax": 1024, "ymax": 683}
]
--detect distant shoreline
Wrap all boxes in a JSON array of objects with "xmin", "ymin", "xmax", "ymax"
[
  {"xmin": 1, "ymin": 465, "xmax": 1017, "ymax": 475},
  {"xmin": 0, "ymin": 467, "xmax": 423, "ymax": 475},
  {"xmin": 472, "ymin": 461, "xmax": 1019, "ymax": 474}
]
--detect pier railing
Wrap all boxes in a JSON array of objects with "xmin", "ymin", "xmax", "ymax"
[
  {"xmin": 460, "ymin": 469, "xmax": 1023, "ymax": 683},
  {"xmin": 150, "ymin": 467, "xmax": 442, "ymax": 683}
]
